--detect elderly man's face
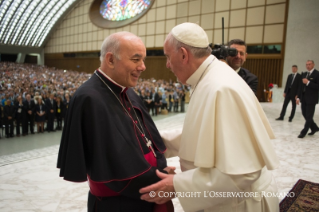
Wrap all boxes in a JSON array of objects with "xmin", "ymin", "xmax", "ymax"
[
  {"xmin": 164, "ymin": 39, "xmax": 186, "ymax": 84},
  {"xmin": 111, "ymin": 37, "xmax": 146, "ymax": 87},
  {"xmin": 226, "ymin": 44, "xmax": 247, "ymax": 70}
]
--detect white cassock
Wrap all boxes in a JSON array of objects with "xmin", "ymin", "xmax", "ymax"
[{"xmin": 161, "ymin": 55, "xmax": 280, "ymax": 212}]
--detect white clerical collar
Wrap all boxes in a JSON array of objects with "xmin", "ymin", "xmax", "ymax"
[
  {"xmin": 98, "ymin": 68, "xmax": 126, "ymax": 92},
  {"xmin": 186, "ymin": 55, "xmax": 215, "ymax": 86},
  {"xmin": 235, "ymin": 67, "xmax": 241, "ymax": 73}
]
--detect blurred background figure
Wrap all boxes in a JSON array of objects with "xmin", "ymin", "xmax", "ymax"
[{"xmin": 35, "ymin": 97, "xmax": 46, "ymax": 133}]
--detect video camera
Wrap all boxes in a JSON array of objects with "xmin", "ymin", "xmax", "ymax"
[
  {"xmin": 209, "ymin": 44, "xmax": 237, "ymax": 60},
  {"xmin": 209, "ymin": 17, "xmax": 238, "ymax": 60}
]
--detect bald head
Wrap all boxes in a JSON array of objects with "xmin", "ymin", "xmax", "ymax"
[{"xmin": 100, "ymin": 32, "xmax": 143, "ymax": 63}]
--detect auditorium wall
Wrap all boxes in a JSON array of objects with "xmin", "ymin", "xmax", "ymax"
[
  {"xmin": 282, "ymin": 0, "xmax": 319, "ymax": 86},
  {"xmin": 44, "ymin": 0, "xmax": 288, "ymax": 101}
]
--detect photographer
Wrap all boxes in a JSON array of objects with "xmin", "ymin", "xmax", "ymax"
[{"xmin": 226, "ymin": 39, "xmax": 258, "ymax": 94}]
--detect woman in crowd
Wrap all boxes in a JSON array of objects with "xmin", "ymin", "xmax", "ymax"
[
  {"xmin": 63, "ymin": 93, "xmax": 70, "ymax": 119},
  {"xmin": 179, "ymin": 90, "xmax": 186, "ymax": 112},
  {"xmin": 15, "ymin": 96, "xmax": 25, "ymax": 137},
  {"xmin": 161, "ymin": 90, "xmax": 168, "ymax": 111},
  {"xmin": 35, "ymin": 97, "xmax": 46, "ymax": 133},
  {"xmin": 55, "ymin": 96, "xmax": 64, "ymax": 130}
]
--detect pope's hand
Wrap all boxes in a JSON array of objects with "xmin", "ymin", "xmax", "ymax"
[{"xmin": 140, "ymin": 170, "xmax": 175, "ymax": 204}]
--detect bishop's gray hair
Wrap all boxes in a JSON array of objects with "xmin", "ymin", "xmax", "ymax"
[
  {"xmin": 100, "ymin": 34, "xmax": 121, "ymax": 62},
  {"xmin": 165, "ymin": 33, "xmax": 212, "ymax": 58},
  {"xmin": 100, "ymin": 32, "xmax": 142, "ymax": 62}
]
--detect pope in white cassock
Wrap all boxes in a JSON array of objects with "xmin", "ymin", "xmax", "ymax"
[{"xmin": 140, "ymin": 22, "xmax": 280, "ymax": 212}]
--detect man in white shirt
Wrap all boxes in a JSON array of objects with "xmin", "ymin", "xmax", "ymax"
[
  {"xmin": 140, "ymin": 23, "xmax": 279, "ymax": 212},
  {"xmin": 296, "ymin": 60, "xmax": 319, "ymax": 138}
]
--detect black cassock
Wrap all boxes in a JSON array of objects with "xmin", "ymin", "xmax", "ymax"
[{"xmin": 57, "ymin": 70, "xmax": 169, "ymax": 212}]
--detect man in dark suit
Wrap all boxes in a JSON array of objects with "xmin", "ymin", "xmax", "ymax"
[
  {"xmin": 226, "ymin": 39, "xmax": 258, "ymax": 94},
  {"xmin": 276, "ymin": 65, "xmax": 302, "ymax": 122},
  {"xmin": 45, "ymin": 93, "xmax": 56, "ymax": 132},
  {"xmin": 15, "ymin": 95, "xmax": 26, "ymax": 137},
  {"xmin": 4, "ymin": 99, "xmax": 15, "ymax": 138},
  {"xmin": 152, "ymin": 89, "xmax": 161, "ymax": 116},
  {"xmin": 296, "ymin": 60, "xmax": 319, "ymax": 138},
  {"xmin": 23, "ymin": 94, "xmax": 35, "ymax": 135}
]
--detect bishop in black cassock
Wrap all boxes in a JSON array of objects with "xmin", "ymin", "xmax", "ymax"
[{"xmin": 57, "ymin": 32, "xmax": 173, "ymax": 212}]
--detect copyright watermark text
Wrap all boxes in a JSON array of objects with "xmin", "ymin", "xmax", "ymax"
[{"xmin": 149, "ymin": 191, "xmax": 295, "ymax": 198}]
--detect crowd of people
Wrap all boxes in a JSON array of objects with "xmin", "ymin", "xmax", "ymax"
[
  {"xmin": 0, "ymin": 62, "xmax": 89, "ymax": 138},
  {"xmin": 0, "ymin": 62, "xmax": 187, "ymax": 138},
  {"xmin": 134, "ymin": 79, "xmax": 187, "ymax": 115}
]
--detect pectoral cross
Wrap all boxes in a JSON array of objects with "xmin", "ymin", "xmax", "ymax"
[{"xmin": 145, "ymin": 137, "xmax": 157, "ymax": 157}]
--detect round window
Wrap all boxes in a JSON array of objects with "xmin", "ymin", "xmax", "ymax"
[{"xmin": 89, "ymin": 0, "xmax": 155, "ymax": 28}]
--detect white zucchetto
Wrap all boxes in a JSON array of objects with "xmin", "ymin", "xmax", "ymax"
[{"xmin": 171, "ymin": 22, "xmax": 209, "ymax": 48}]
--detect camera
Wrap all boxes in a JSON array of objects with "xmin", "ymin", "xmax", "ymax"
[
  {"xmin": 209, "ymin": 43, "xmax": 238, "ymax": 60},
  {"xmin": 209, "ymin": 17, "xmax": 238, "ymax": 60}
]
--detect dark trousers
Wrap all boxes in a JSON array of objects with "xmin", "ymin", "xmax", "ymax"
[
  {"xmin": 279, "ymin": 94, "xmax": 296, "ymax": 119},
  {"xmin": 16, "ymin": 118, "xmax": 23, "ymax": 135},
  {"xmin": 150, "ymin": 102, "xmax": 155, "ymax": 115},
  {"xmin": 153, "ymin": 103, "xmax": 161, "ymax": 116},
  {"xmin": 5, "ymin": 119, "xmax": 14, "ymax": 136},
  {"xmin": 180, "ymin": 101, "xmax": 185, "ymax": 112},
  {"xmin": 174, "ymin": 101, "xmax": 179, "ymax": 112},
  {"xmin": 300, "ymin": 98, "xmax": 319, "ymax": 135},
  {"xmin": 161, "ymin": 103, "xmax": 168, "ymax": 110},
  {"xmin": 24, "ymin": 113, "xmax": 34, "ymax": 134},
  {"xmin": 56, "ymin": 114, "xmax": 62, "ymax": 130},
  {"xmin": 88, "ymin": 192, "xmax": 154, "ymax": 212},
  {"xmin": 168, "ymin": 102, "xmax": 173, "ymax": 112},
  {"xmin": 47, "ymin": 112, "xmax": 55, "ymax": 131}
]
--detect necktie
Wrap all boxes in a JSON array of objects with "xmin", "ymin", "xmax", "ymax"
[
  {"xmin": 290, "ymin": 74, "xmax": 295, "ymax": 86},
  {"xmin": 303, "ymin": 72, "xmax": 310, "ymax": 92}
]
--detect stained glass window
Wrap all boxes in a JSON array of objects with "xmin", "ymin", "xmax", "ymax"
[{"xmin": 100, "ymin": 0, "xmax": 151, "ymax": 21}]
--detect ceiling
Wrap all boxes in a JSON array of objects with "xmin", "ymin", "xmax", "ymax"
[{"xmin": 0, "ymin": 0, "xmax": 79, "ymax": 48}]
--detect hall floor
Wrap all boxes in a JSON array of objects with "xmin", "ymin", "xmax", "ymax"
[{"xmin": 0, "ymin": 103, "xmax": 318, "ymax": 211}]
